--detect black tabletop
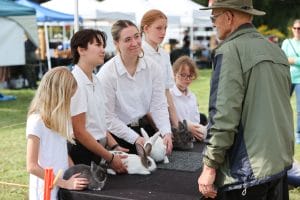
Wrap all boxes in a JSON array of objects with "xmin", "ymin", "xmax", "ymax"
[{"xmin": 59, "ymin": 142, "xmax": 205, "ymax": 200}]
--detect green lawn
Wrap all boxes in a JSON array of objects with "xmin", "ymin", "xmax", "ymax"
[{"xmin": 0, "ymin": 69, "xmax": 299, "ymax": 199}]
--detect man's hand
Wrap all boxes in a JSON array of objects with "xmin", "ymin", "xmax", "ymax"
[{"xmin": 198, "ymin": 165, "xmax": 217, "ymax": 199}]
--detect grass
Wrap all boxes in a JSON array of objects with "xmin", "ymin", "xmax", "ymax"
[{"xmin": 0, "ymin": 69, "xmax": 299, "ymax": 199}]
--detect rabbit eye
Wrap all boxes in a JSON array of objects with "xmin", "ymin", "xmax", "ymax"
[{"xmin": 147, "ymin": 160, "xmax": 152, "ymax": 166}]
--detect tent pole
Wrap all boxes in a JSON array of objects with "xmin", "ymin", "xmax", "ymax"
[
  {"xmin": 62, "ymin": 23, "xmax": 66, "ymax": 50},
  {"xmin": 190, "ymin": 25, "xmax": 194, "ymax": 59},
  {"xmin": 74, "ymin": 0, "xmax": 79, "ymax": 32},
  {"xmin": 44, "ymin": 23, "xmax": 51, "ymax": 70}
]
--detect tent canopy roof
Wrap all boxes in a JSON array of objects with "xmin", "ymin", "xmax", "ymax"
[
  {"xmin": 0, "ymin": 0, "xmax": 35, "ymax": 16},
  {"xmin": 16, "ymin": 0, "xmax": 80, "ymax": 22}
]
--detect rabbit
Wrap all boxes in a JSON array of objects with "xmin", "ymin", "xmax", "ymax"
[
  {"xmin": 172, "ymin": 120, "xmax": 194, "ymax": 150},
  {"xmin": 63, "ymin": 161, "xmax": 107, "ymax": 191},
  {"xmin": 108, "ymin": 142, "xmax": 157, "ymax": 175},
  {"xmin": 140, "ymin": 128, "xmax": 169, "ymax": 163}
]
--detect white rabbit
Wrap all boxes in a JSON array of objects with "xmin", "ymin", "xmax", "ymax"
[
  {"xmin": 141, "ymin": 128, "xmax": 169, "ymax": 163},
  {"xmin": 108, "ymin": 143, "xmax": 157, "ymax": 175}
]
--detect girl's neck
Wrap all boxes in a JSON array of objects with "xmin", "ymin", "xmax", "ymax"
[
  {"xmin": 176, "ymin": 84, "xmax": 188, "ymax": 95},
  {"xmin": 294, "ymin": 37, "xmax": 300, "ymax": 41},
  {"xmin": 120, "ymin": 54, "xmax": 139, "ymax": 76},
  {"xmin": 145, "ymin": 38, "xmax": 159, "ymax": 51},
  {"xmin": 77, "ymin": 61, "xmax": 94, "ymax": 81}
]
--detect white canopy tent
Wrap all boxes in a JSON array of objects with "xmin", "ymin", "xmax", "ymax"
[
  {"xmin": 42, "ymin": 0, "xmax": 212, "ymax": 53},
  {"xmin": 0, "ymin": 15, "xmax": 38, "ymax": 66},
  {"xmin": 42, "ymin": 0, "xmax": 135, "ymax": 23},
  {"xmin": 97, "ymin": 0, "xmax": 212, "ymax": 48},
  {"xmin": 0, "ymin": 17, "xmax": 37, "ymax": 66}
]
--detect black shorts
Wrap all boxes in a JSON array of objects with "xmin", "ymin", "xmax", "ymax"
[{"xmin": 213, "ymin": 173, "xmax": 289, "ymax": 200}]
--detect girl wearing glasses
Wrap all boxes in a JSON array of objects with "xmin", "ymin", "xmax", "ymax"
[
  {"xmin": 140, "ymin": 9, "xmax": 179, "ymax": 129},
  {"xmin": 282, "ymin": 19, "xmax": 300, "ymax": 144},
  {"xmin": 170, "ymin": 56, "xmax": 207, "ymax": 141}
]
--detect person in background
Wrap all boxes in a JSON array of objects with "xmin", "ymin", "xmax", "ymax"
[
  {"xmin": 140, "ymin": 9, "xmax": 179, "ymax": 129},
  {"xmin": 282, "ymin": 19, "xmax": 300, "ymax": 144},
  {"xmin": 181, "ymin": 30, "xmax": 191, "ymax": 57},
  {"xmin": 282, "ymin": 19, "xmax": 300, "ymax": 189},
  {"xmin": 170, "ymin": 56, "xmax": 207, "ymax": 141},
  {"xmin": 68, "ymin": 29, "xmax": 127, "ymax": 173},
  {"xmin": 97, "ymin": 20, "xmax": 173, "ymax": 154},
  {"xmin": 198, "ymin": 0, "xmax": 294, "ymax": 199},
  {"xmin": 24, "ymin": 37, "xmax": 38, "ymax": 89},
  {"xmin": 26, "ymin": 67, "xmax": 89, "ymax": 200}
]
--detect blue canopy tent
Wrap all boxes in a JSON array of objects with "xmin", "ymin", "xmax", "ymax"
[
  {"xmin": 1, "ymin": 0, "xmax": 34, "ymax": 16},
  {"xmin": 16, "ymin": 0, "xmax": 82, "ymax": 69},
  {"xmin": 16, "ymin": 0, "xmax": 77, "ymax": 22}
]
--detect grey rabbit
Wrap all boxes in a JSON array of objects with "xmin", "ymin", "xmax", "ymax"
[
  {"xmin": 63, "ymin": 161, "xmax": 107, "ymax": 191},
  {"xmin": 172, "ymin": 120, "xmax": 194, "ymax": 150}
]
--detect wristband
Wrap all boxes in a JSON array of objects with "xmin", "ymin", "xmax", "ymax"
[
  {"xmin": 107, "ymin": 154, "xmax": 114, "ymax": 165},
  {"xmin": 111, "ymin": 144, "xmax": 120, "ymax": 150}
]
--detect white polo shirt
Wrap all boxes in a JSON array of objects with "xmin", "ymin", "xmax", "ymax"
[
  {"xmin": 97, "ymin": 54, "xmax": 171, "ymax": 144},
  {"xmin": 26, "ymin": 114, "xmax": 69, "ymax": 200},
  {"xmin": 71, "ymin": 65, "xmax": 106, "ymax": 140},
  {"xmin": 142, "ymin": 41, "xmax": 175, "ymax": 89},
  {"xmin": 170, "ymin": 85, "xmax": 200, "ymax": 124}
]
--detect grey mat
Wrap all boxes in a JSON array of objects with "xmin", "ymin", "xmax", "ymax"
[{"xmin": 157, "ymin": 151, "xmax": 203, "ymax": 172}]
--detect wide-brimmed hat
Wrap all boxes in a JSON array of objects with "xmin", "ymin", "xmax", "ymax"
[{"xmin": 200, "ymin": 0, "xmax": 265, "ymax": 16}]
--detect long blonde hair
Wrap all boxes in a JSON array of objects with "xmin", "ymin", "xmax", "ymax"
[{"xmin": 28, "ymin": 67, "xmax": 77, "ymax": 143}]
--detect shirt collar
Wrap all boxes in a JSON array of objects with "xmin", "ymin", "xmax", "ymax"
[
  {"xmin": 114, "ymin": 54, "xmax": 147, "ymax": 76},
  {"xmin": 143, "ymin": 41, "xmax": 163, "ymax": 55},
  {"xmin": 172, "ymin": 85, "xmax": 192, "ymax": 97},
  {"xmin": 74, "ymin": 65, "xmax": 96, "ymax": 85}
]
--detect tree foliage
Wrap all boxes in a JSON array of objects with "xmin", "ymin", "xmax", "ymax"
[{"xmin": 192, "ymin": 0, "xmax": 300, "ymax": 34}]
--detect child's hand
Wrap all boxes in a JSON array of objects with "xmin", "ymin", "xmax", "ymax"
[
  {"xmin": 188, "ymin": 122, "xmax": 206, "ymax": 141},
  {"xmin": 64, "ymin": 173, "xmax": 89, "ymax": 190},
  {"xmin": 110, "ymin": 154, "xmax": 128, "ymax": 174}
]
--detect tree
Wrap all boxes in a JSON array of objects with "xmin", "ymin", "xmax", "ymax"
[{"xmin": 192, "ymin": 0, "xmax": 300, "ymax": 34}]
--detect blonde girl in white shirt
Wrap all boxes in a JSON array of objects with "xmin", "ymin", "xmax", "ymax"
[
  {"xmin": 97, "ymin": 20, "xmax": 173, "ymax": 155},
  {"xmin": 140, "ymin": 9, "xmax": 179, "ymax": 128},
  {"xmin": 170, "ymin": 56, "xmax": 207, "ymax": 141},
  {"xmin": 26, "ymin": 67, "xmax": 89, "ymax": 200}
]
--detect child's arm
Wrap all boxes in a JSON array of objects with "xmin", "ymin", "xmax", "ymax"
[
  {"xmin": 72, "ymin": 113, "xmax": 127, "ymax": 173},
  {"xmin": 27, "ymin": 135, "xmax": 45, "ymax": 180},
  {"xmin": 68, "ymin": 156, "xmax": 74, "ymax": 167},
  {"xmin": 26, "ymin": 134, "xmax": 88, "ymax": 190},
  {"xmin": 165, "ymin": 89, "xmax": 179, "ymax": 128},
  {"xmin": 106, "ymin": 132, "xmax": 129, "ymax": 152}
]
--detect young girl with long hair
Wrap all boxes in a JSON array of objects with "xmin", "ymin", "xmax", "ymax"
[
  {"xmin": 26, "ymin": 67, "xmax": 88, "ymax": 200},
  {"xmin": 140, "ymin": 9, "xmax": 179, "ymax": 129}
]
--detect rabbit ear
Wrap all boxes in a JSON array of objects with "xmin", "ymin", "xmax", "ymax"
[
  {"xmin": 144, "ymin": 143, "xmax": 152, "ymax": 156},
  {"xmin": 140, "ymin": 128, "xmax": 150, "ymax": 141},
  {"xmin": 150, "ymin": 131, "xmax": 160, "ymax": 144},
  {"xmin": 91, "ymin": 161, "xmax": 96, "ymax": 171},
  {"xmin": 135, "ymin": 143, "xmax": 148, "ymax": 167}
]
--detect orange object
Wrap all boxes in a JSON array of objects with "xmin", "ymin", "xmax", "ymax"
[{"xmin": 44, "ymin": 168, "xmax": 54, "ymax": 200}]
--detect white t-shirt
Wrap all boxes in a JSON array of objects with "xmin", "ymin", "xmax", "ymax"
[
  {"xmin": 97, "ymin": 54, "xmax": 171, "ymax": 144},
  {"xmin": 26, "ymin": 114, "xmax": 69, "ymax": 200},
  {"xmin": 170, "ymin": 85, "xmax": 200, "ymax": 124},
  {"xmin": 142, "ymin": 41, "xmax": 175, "ymax": 89},
  {"xmin": 71, "ymin": 65, "xmax": 106, "ymax": 140}
]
